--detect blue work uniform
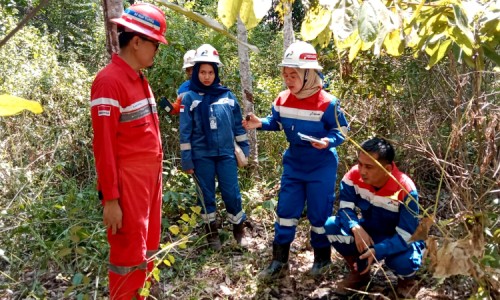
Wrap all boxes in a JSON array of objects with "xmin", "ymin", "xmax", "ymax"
[
  {"xmin": 324, "ymin": 164, "xmax": 426, "ymax": 277},
  {"xmin": 260, "ymin": 89, "xmax": 349, "ymax": 249},
  {"xmin": 177, "ymin": 80, "xmax": 190, "ymax": 95},
  {"xmin": 180, "ymin": 90, "xmax": 249, "ymax": 225}
]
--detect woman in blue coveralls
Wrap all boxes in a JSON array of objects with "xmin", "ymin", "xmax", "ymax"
[
  {"xmin": 243, "ymin": 41, "xmax": 349, "ymax": 278},
  {"xmin": 179, "ymin": 44, "xmax": 250, "ymax": 250}
]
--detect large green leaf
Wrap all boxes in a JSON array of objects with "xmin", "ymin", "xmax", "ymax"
[
  {"xmin": 239, "ymin": 0, "xmax": 259, "ymax": 30},
  {"xmin": 426, "ymin": 39, "xmax": 452, "ymax": 69},
  {"xmin": 329, "ymin": 0, "xmax": 360, "ymax": 40},
  {"xmin": 0, "ymin": 94, "xmax": 43, "ymax": 117},
  {"xmin": 383, "ymin": 29, "xmax": 404, "ymax": 56},
  {"xmin": 452, "ymin": 4, "xmax": 475, "ymax": 45},
  {"xmin": 155, "ymin": 0, "xmax": 259, "ymax": 52},
  {"xmin": 358, "ymin": 0, "xmax": 379, "ymax": 43},
  {"xmin": 313, "ymin": 24, "xmax": 333, "ymax": 48},
  {"xmin": 301, "ymin": 5, "xmax": 331, "ymax": 41},
  {"xmin": 483, "ymin": 44, "xmax": 500, "ymax": 66},
  {"xmin": 218, "ymin": 0, "xmax": 243, "ymax": 29},
  {"xmin": 217, "ymin": 0, "xmax": 271, "ymax": 30},
  {"xmin": 448, "ymin": 26, "xmax": 474, "ymax": 57}
]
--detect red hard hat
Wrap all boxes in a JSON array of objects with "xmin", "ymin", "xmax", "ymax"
[{"xmin": 111, "ymin": 3, "xmax": 168, "ymax": 44}]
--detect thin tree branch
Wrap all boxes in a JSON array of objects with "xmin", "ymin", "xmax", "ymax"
[{"xmin": 0, "ymin": 0, "xmax": 51, "ymax": 49}]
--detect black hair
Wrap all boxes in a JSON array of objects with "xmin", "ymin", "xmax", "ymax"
[
  {"xmin": 117, "ymin": 27, "xmax": 137, "ymax": 48},
  {"xmin": 360, "ymin": 137, "xmax": 395, "ymax": 165}
]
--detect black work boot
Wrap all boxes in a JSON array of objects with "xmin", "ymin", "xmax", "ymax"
[
  {"xmin": 233, "ymin": 222, "xmax": 249, "ymax": 247},
  {"xmin": 204, "ymin": 222, "xmax": 222, "ymax": 251},
  {"xmin": 258, "ymin": 243, "xmax": 290, "ymax": 281},
  {"xmin": 309, "ymin": 246, "xmax": 332, "ymax": 276}
]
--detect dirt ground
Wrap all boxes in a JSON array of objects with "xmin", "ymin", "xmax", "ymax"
[
  {"xmin": 1, "ymin": 216, "xmax": 481, "ymax": 300},
  {"xmin": 155, "ymin": 216, "xmax": 477, "ymax": 300}
]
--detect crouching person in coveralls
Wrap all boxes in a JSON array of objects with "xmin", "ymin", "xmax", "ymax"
[
  {"xmin": 324, "ymin": 137, "xmax": 425, "ymax": 297},
  {"xmin": 179, "ymin": 44, "xmax": 250, "ymax": 250},
  {"xmin": 90, "ymin": 3, "xmax": 167, "ymax": 299},
  {"xmin": 243, "ymin": 41, "xmax": 349, "ymax": 278}
]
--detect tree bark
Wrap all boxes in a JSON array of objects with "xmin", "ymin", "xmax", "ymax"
[
  {"xmin": 102, "ymin": 0, "xmax": 123, "ymax": 59},
  {"xmin": 237, "ymin": 17, "xmax": 259, "ymax": 173},
  {"xmin": 283, "ymin": 0, "xmax": 295, "ymax": 49}
]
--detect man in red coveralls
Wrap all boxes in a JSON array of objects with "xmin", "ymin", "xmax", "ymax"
[{"xmin": 90, "ymin": 3, "xmax": 167, "ymax": 299}]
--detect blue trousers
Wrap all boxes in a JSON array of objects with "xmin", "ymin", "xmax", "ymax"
[
  {"xmin": 324, "ymin": 216, "xmax": 425, "ymax": 277},
  {"xmin": 274, "ymin": 153, "xmax": 337, "ymax": 248},
  {"xmin": 193, "ymin": 155, "xmax": 246, "ymax": 225}
]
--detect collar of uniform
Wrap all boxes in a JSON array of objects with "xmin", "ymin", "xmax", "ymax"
[
  {"xmin": 111, "ymin": 53, "xmax": 142, "ymax": 81},
  {"xmin": 376, "ymin": 163, "xmax": 402, "ymax": 195}
]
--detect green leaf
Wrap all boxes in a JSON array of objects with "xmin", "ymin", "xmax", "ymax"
[
  {"xmin": 427, "ymin": 39, "xmax": 452, "ymax": 69},
  {"xmin": 239, "ymin": 0, "xmax": 259, "ymax": 30},
  {"xmin": 358, "ymin": 0, "xmax": 379, "ymax": 43},
  {"xmin": 452, "ymin": 4, "xmax": 475, "ymax": 45},
  {"xmin": 314, "ymin": 25, "xmax": 333, "ymax": 49},
  {"xmin": 383, "ymin": 29, "xmax": 404, "ymax": 56},
  {"xmin": 330, "ymin": 0, "xmax": 360, "ymax": 40},
  {"xmin": 0, "ymin": 94, "xmax": 43, "ymax": 117},
  {"xmin": 218, "ymin": 0, "xmax": 243, "ymax": 28},
  {"xmin": 190, "ymin": 206, "xmax": 202, "ymax": 215},
  {"xmin": 448, "ymin": 27, "xmax": 474, "ymax": 57},
  {"xmin": 348, "ymin": 37, "xmax": 362, "ymax": 62},
  {"xmin": 163, "ymin": 259, "xmax": 171, "ymax": 267},
  {"xmin": 483, "ymin": 44, "xmax": 500, "ymax": 66},
  {"xmin": 180, "ymin": 213, "xmax": 190, "ymax": 222},
  {"xmin": 57, "ymin": 248, "xmax": 72, "ymax": 258},
  {"xmin": 72, "ymin": 273, "xmax": 84, "ymax": 285},
  {"xmin": 156, "ymin": 0, "xmax": 259, "ymax": 53},
  {"xmin": 152, "ymin": 268, "xmax": 160, "ymax": 282},
  {"xmin": 301, "ymin": 5, "xmax": 331, "ymax": 41},
  {"xmin": 75, "ymin": 247, "xmax": 86, "ymax": 255},
  {"xmin": 168, "ymin": 225, "xmax": 180, "ymax": 235},
  {"xmin": 70, "ymin": 234, "xmax": 80, "ymax": 243},
  {"xmin": 64, "ymin": 286, "xmax": 75, "ymax": 297},
  {"xmin": 168, "ymin": 254, "xmax": 175, "ymax": 264}
]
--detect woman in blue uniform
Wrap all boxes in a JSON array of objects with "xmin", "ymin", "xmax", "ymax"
[{"xmin": 243, "ymin": 41, "xmax": 349, "ymax": 278}]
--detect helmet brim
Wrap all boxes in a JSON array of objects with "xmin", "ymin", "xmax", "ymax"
[
  {"xmin": 111, "ymin": 18, "xmax": 168, "ymax": 44},
  {"xmin": 278, "ymin": 62, "xmax": 322, "ymax": 70}
]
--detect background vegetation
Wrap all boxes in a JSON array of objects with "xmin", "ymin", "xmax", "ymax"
[{"xmin": 0, "ymin": 0, "xmax": 498, "ymax": 299}]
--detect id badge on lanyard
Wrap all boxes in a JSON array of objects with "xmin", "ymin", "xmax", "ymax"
[{"xmin": 209, "ymin": 106, "xmax": 217, "ymax": 130}]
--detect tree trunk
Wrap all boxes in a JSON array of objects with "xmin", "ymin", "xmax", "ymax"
[
  {"xmin": 283, "ymin": 0, "xmax": 295, "ymax": 49},
  {"xmin": 102, "ymin": 0, "xmax": 123, "ymax": 58},
  {"xmin": 236, "ymin": 17, "xmax": 259, "ymax": 174}
]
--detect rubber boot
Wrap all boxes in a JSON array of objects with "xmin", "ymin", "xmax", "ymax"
[
  {"xmin": 309, "ymin": 246, "xmax": 332, "ymax": 276},
  {"xmin": 258, "ymin": 243, "xmax": 290, "ymax": 281},
  {"xmin": 396, "ymin": 277, "xmax": 418, "ymax": 298},
  {"xmin": 335, "ymin": 255, "xmax": 371, "ymax": 295},
  {"xmin": 204, "ymin": 222, "xmax": 222, "ymax": 251},
  {"xmin": 233, "ymin": 222, "xmax": 249, "ymax": 247}
]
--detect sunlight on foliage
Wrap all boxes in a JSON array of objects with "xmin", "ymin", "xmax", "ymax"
[{"xmin": 302, "ymin": 0, "xmax": 499, "ymax": 68}]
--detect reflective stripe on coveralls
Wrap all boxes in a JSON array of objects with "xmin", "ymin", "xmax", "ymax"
[{"xmin": 109, "ymin": 261, "xmax": 148, "ymax": 275}]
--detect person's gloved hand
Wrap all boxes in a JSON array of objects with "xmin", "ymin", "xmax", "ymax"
[{"xmin": 158, "ymin": 96, "xmax": 174, "ymax": 113}]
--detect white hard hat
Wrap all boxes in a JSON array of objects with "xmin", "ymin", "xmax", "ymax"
[
  {"xmin": 192, "ymin": 44, "xmax": 223, "ymax": 66},
  {"xmin": 278, "ymin": 41, "xmax": 322, "ymax": 70},
  {"xmin": 182, "ymin": 50, "xmax": 196, "ymax": 69}
]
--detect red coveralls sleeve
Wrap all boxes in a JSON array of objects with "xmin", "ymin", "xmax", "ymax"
[{"xmin": 90, "ymin": 77, "xmax": 122, "ymax": 202}]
